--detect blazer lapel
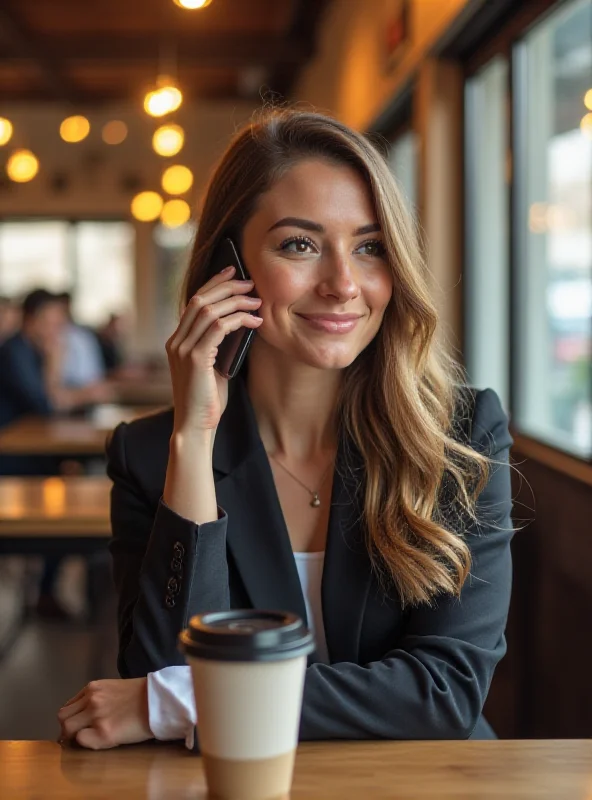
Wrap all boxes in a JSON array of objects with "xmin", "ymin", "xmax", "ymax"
[
  {"xmin": 322, "ymin": 433, "xmax": 373, "ymax": 664},
  {"xmin": 213, "ymin": 378, "xmax": 308, "ymax": 626}
]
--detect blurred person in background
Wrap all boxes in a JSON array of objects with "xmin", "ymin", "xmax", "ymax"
[
  {"xmin": 56, "ymin": 292, "xmax": 107, "ymax": 389},
  {"xmin": 0, "ymin": 288, "xmax": 110, "ymax": 618},
  {"xmin": 97, "ymin": 313, "xmax": 126, "ymax": 375},
  {"xmin": 0, "ymin": 295, "xmax": 21, "ymax": 344}
]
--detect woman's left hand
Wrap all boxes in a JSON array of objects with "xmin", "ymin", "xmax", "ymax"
[{"xmin": 58, "ymin": 678, "xmax": 153, "ymax": 750}]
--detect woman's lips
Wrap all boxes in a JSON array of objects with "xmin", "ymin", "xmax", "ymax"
[{"xmin": 297, "ymin": 313, "xmax": 363, "ymax": 333}]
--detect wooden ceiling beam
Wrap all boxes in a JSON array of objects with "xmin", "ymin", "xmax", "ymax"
[
  {"xmin": 268, "ymin": 0, "xmax": 331, "ymax": 98},
  {"xmin": 0, "ymin": 34, "xmax": 307, "ymax": 70},
  {"xmin": 0, "ymin": 2, "xmax": 78, "ymax": 103}
]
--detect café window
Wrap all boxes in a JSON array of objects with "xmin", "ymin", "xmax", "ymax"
[
  {"xmin": 513, "ymin": 0, "xmax": 592, "ymax": 456},
  {"xmin": 0, "ymin": 219, "xmax": 135, "ymax": 327},
  {"xmin": 153, "ymin": 221, "xmax": 195, "ymax": 345},
  {"xmin": 387, "ymin": 128, "xmax": 419, "ymax": 213},
  {"xmin": 465, "ymin": 56, "xmax": 510, "ymax": 409}
]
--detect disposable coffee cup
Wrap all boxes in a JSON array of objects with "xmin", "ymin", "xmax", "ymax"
[{"xmin": 179, "ymin": 610, "xmax": 314, "ymax": 800}]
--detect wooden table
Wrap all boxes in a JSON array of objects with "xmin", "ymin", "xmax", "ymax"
[
  {"xmin": 0, "ymin": 740, "xmax": 591, "ymax": 799},
  {"xmin": 110, "ymin": 377, "xmax": 172, "ymax": 407},
  {"xmin": 0, "ymin": 405, "xmax": 163, "ymax": 457},
  {"xmin": 0, "ymin": 476, "xmax": 112, "ymax": 659},
  {"xmin": 0, "ymin": 476, "xmax": 111, "ymax": 552}
]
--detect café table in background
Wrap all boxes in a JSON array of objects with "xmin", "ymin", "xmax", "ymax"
[
  {"xmin": 0, "ymin": 476, "xmax": 111, "ymax": 555},
  {"xmin": 0, "ymin": 405, "xmax": 162, "ymax": 458},
  {"xmin": 110, "ymin": 376, "xmax": 172, "ymax": 407},
  {"xmin": 0, "ymin": 739, "xmax": 591, "ymax": 799},
  {"xmin": 0, "ymin": 476, "xmax": 111, "ymax": 661}
]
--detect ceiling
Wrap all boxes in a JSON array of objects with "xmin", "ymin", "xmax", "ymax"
[{"xmin": 0, "ymin": 0, "xmax": 330, "ymax": 106}]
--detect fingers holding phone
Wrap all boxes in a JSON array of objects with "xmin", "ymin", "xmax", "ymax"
[{"xmin": 166, "ymin": 265, "xmax": 262, "ymax": 434}]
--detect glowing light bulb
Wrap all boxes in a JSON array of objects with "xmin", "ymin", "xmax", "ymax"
[
  {"xmin": 102, "ymin": 120, "xmax": 128, "ymax": 145},
  {"xmin": 161, "ymin": 199, "xmax": 191, "ymax": 227},
  {"xmin": 143, "ymin": 80, "xmax": 183, "ymax": 118},
  {"xmin": 152, "ymin": 124, "xmax": 185, "ymax": 157},
  {"xmin": 131, "ymin": 191, "xmax": 164, "ymax": 222},
  {"xmin": 0, "ymin": 118, "xmax": 13, "ymax": 146},
  {"xmin": 584, "ymin": 89, "xmax": 592, "ymax": 111},
  {"xmin": 580, "ymin": 112, "xmax": 592, "ymax": 139},
  {"xmin": 173, "ymin": 0, "xmax": 213, "ymax": 8},
  {"xmin": 162, "ymin": 164, "xmax": 194, "ymax": 195},
  {"xmin": 7, "ymin": 149, "xmax": 39, "ymax": 182},
  {"xmin": 60, "ymin": 115, "xmax": 90, "ymax": 143}
]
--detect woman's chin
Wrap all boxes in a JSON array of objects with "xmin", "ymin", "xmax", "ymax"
[{"xmin": 294, "ymin": 343, "xmax": 363, "ymax": 371}]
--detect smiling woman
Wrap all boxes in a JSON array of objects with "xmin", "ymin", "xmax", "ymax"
[{"xmin": 59, "ymin": 108, "xmax": 513, "ymax": 751}]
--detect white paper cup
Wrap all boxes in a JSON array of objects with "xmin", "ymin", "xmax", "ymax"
[{"xmin": 179, "ymin": 610, "xmax": 314, "ymax": 800}]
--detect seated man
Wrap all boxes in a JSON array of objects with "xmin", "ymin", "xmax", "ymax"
[
  {"xmin": 56, "ymin": 292, "xmax": 106, "ymax": 389},
  {"xmin": 0, "ymin": 288, "xmax": 109, "ymax": 617}
]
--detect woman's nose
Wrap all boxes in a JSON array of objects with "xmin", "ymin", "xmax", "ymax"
[{"xmin": 318, "ymin": 253, "xmax": 360, "ymax": 302}]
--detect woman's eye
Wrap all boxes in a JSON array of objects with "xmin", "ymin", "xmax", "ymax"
[
  {"xmin": 355, "ymin": 240, "xmax": 386, "ymax": 258},
  {"xmin": 280, "ymin": 236, "xmax": 316, "ymax": 254}
]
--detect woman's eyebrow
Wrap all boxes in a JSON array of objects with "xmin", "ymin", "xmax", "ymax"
[{"xmin": 267, "ymin": 217, "xmax": 381, "ymax": 236}]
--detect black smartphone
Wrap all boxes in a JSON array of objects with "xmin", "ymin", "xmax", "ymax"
[{"xmin": 206, "ymin": 237, "xmax": 258, "ymax": 379}]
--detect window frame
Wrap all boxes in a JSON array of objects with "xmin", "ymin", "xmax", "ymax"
[{"xmin": 462, "ymin": 0, "xmax": 592, "ymax": 463}]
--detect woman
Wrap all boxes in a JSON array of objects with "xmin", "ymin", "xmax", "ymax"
[{"xmin": 58, "ymin": 109, "xmax": 513, "ymax": 750}]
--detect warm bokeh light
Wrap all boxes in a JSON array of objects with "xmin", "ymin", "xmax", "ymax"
[
  {"xmin": 0, "ymin": 118, "xmax": 13, "ymax": 146},
  {"xmin": 580, "ymin": 112, "xmax": 592, "ymax": 139},
  {"xmin": 161, "ymin": 199, "xmax": 191, "ymax": 227},
  {"xmin": 6, "ymin": 149, "xmax": 39, "ymax": 183},
  {"xmin": 60, "ymin": 115, "xmax": 90, "ymax": 143},
  {"xmin": 173, "ymin": 0, "xmax": 213, "ymax": 7},
  {"xmin": 152, "ymin": 123, "xmax": 185, "ymax": 157},
  {"xmin": 43, "ymin": 477, "xmax": 66, "ymax": 518},
  {"xmin": 144, "ymin": 79, "xmax": 183, "ymax": 117},
  {"xmin": 162, "ymin": 164, "xmax": 194, "ymax": 195},
  {"xmin": 584, "ymin": 89, "xmax": 592, "ymax": 111},
  {"xmin": 131, "ymin": 191, "xmax": 164, "ymax": 222},
  {"xmin": 102, "ymin": 120, "xmax": 128, "ymax": 145}
]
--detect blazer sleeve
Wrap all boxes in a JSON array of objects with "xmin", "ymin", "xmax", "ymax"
[
  {"xmin": 299, "ymin": 388, "xmax": 514, "ymax": 740},
  {"xmin": 107, "ymin": 422, "xmax": 230, "ymax": 679}
]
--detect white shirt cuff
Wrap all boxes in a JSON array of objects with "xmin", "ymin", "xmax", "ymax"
[{"xmin": 147, "ymin": 665, "xmax": 196, "ymax": 749}]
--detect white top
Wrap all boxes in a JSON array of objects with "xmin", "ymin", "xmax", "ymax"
[
  {"xmin": 294, "ymin": 551, "xmax": 330, "ymax": 665},
  {"xmin": 147, "ymin": 551, "xmax": 329, "ymax": 748}
]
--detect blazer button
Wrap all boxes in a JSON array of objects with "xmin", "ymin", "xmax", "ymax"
[
  {"xmin": 167, "ymin": 576, "xmax": 180, "ymax": 595},
  {"xmin": 173, "ymin": 541, "xmax": 185, "ymax": 559},
  {"xmin": 165, "ymin": 594, "xmax": 176, "ymax": 609},
  {"xmin": 170, "ymin": 558, "xmax": 183, "ymax": 575}
]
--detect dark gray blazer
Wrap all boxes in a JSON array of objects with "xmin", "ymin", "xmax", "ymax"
[{"xmin": 107, "ymin": 377, "xmax": 513, "ymax": 741}]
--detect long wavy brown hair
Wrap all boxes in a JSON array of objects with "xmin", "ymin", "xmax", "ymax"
[{"xmin": 182, "ymin": 108, "xmax": 490, "ymax": 607}]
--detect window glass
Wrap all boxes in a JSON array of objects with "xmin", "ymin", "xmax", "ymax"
[
  {"xmin": 153, "ymin": 222, "xmax": 195, "ymax": 346},
  {"xmin": 0, "ymin": 221, "xmax": 70, "ymax": 296},
  {"xmin": 0, "ymin": 219, "xmax": 136, "ymax": 332},
  {"xmin": 388, "ymin": 129, "xmax": 419, "ymax": 212},
  {"xmin": 465, "ymin": 56, "xmax": 510, "ymax": 409},
  {"xmin": 74, "ymin": 222, "xmax": 135, "ymax": 326},
  {"xmin": 514, "ymin": 0, "xmax": 592, "ymax": 456}
]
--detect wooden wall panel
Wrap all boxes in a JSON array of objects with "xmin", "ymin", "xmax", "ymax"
[{"xmin": 484, "ymin": 449, "xmax": 592, "ymax": 738}]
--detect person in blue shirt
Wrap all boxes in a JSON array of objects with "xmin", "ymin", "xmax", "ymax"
[{"xmin": 0, "ymin": 288, "xmax": 109, "ymax": 617}]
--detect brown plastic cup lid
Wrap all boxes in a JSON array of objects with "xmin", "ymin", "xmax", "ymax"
[{"xmin": 178, "ymin": 609, "xmax": 315, "ymax": 662}]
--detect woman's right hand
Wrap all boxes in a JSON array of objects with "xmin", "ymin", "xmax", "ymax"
[{"xmin": 165, "ymin": 266, "xmax": 262, "ymax": 435}]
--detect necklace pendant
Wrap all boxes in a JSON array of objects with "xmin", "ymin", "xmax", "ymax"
[{"xmin": 310, "ymin": 493, "xmax": 321, "ymax": 508}]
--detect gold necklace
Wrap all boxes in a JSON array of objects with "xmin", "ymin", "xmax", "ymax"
[{"xmin": 268, "ymin": 453, "xmax": 334, "ymax": 508}]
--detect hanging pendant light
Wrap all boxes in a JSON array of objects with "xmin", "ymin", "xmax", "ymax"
[
  {"xmin": 0, "ymin": 118, "xmax": 13, "ymax": 146},
  {"xmin": 7, "ymin": 149, "xmax": 39, "ymax": 183},
  {"xmin": 173, "ymin": 0, "xmax": 213, "ymax": 8},
  {"xmin": 152, "ymin": 123, "xmax": 185, "ymax": 157}
]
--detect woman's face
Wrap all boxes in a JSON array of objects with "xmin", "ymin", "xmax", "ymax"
[{"xmin": 241, "ymin": 158, "xmax": 393, "ymax": 371}]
